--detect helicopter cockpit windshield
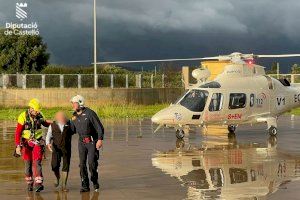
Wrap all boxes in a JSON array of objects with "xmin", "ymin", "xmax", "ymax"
[{"xmin": 179, "ymin": 89, "xmax": 209, "ymax": 112}]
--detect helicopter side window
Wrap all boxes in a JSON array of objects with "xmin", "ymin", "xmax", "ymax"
[
  {"xmin": 250, "ymin": 94, "xmax": 255, "ymax": 107},
  {"xmin": 229, "ymin": 168, "xmax": 248, "ymax": 184},
  {"xmin": 209, "ymin": 168, "xmax": 224, "ymax": 187},
  {"xmin": 179, "ymin": 89, "xmax": 209, "ymax": 112},
  {"xmin": 229, "ymin": 93, "xmax": 246, "ymax": 109},
  {"xmin": 209, "ymin": 93, "xmax": 223, "ymax": 111}
]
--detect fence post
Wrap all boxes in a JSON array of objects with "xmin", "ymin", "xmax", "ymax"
[
  {"xmin": 41, "ymin": 75, "xmax": 45, "ymax": 89},
  {"xmin": 151, "ymin": 74, "xmax": 154, "ymax": 88},
  {"xmin": 22, "ymin": 74, "xmax": 26, "ymax": 89},
  {"xmin": 125, "ymin": 74, "xmax": 128, "ymax": 88},
  {"xmin": 110, "ymin": 74, "xmax": 114, "ymax": 88},
  {"xmin": 135, "ymin": 75, "xmax": 139, "ymax": 88},
  {"xmin": 78, "ymin": 75, "xmax": 82, "ymax": 88},
  {"xmin": 3, "ymin": 74, "xmax": 7, "ymax": 89},
  {"xmin": 60, "ymin": 75, "xmax": 64, "ymax": 88},
  {"xmin": 162, "ymin": 74, "xmax": 165, "ymax": 88},
  {"xmin": 139, "ymin": 74, "xmax": 142, "ymax": 88},
  {"xmin": 291, "ymin": 74, "xmax": 295, "ymax": 84}
]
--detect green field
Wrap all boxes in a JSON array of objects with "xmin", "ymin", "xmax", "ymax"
[
  {"xmin": 0, "ymin": 104, "xmax": 169, "ymax": 120},
  {"xmin": 1, "ymin": 105, "xmax": 298, "ymax": 121},
  {"xmin": 289, "ymin": 108, "xmax": 300, "ymax": 116}
]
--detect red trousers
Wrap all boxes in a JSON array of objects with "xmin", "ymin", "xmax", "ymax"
[{"xmin": 22, "ymin": 140, "xmax": 44, "ymax": 185}]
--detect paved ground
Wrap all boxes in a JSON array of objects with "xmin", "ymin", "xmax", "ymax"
[{"xmin": 1, "ymin": 116, "xmax": 300, "ymax": 199}]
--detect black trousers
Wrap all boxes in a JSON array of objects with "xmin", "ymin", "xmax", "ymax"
[
  {"xmin": 78, "ymin": 140, "xmax": 99, "ymax": 188},
  {"xmin": 51, "ymin": 145, "xmax": 71, "ymax": 172}
]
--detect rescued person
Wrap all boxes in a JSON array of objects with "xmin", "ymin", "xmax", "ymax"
[
  {"xmin": 70, "ymin": 95, "xmax": 104, "ymax": 192},
  {"xmin": 46, "ymin": 111, "xmax": 73, "ymax": 191}
]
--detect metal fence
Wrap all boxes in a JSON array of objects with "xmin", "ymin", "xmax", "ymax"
[
  {"xmin": 268, "ymin": 74, "xmax": 300, "ymax": 84},
  {"xmin": 0, "ymin": 73, "xmax": 183, "ymax": 89}
]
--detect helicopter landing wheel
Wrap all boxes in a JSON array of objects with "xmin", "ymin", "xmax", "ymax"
[
  {"xmin": 228, "ymin": 125, "xmax": 236, "ymax": 133},
  {"xmin": 268, "ymin": 126, "xmax": 278, "ymax": 136},
  {"xmin": 176, "ymin": 129, "xmax": 185, "ymax": 139}
]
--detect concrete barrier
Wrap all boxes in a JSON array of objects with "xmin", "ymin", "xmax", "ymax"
[{"xmin": 0, "ymin": 88, "xmax": 185, "ymax": 108}]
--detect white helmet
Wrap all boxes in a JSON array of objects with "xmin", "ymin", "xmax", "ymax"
[{"xmin": 71, "ymin": 95, "xmax": 85, "ymax": 107}]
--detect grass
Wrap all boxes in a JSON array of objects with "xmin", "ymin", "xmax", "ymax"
[
  {"xmin": 289, "ymin": 108, "xmax": 300, "ymax": 115},
  {"xmin": 0, "ymin": 104, "xmax": 169, "ymax": 120},
  {"xmin": 1, "ymin": 105, "xmax": 299, "ymax": 121}
]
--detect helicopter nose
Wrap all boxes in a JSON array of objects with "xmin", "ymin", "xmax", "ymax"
[
  {"xmin": 151, "ymin": 113, "xmax": 161, "ymax": 124},
  {"xmin": 151, "ymin": 107, "xmax": 176, "ymax": 124}
]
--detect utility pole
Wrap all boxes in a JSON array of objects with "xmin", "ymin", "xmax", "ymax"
[
  {"xmin": 277, "ymin": 62, "xmax": 280, "ymax": 79},
  {"xmin": 93, "ymin": 0, "xmax": 98, "ymax": 89}
]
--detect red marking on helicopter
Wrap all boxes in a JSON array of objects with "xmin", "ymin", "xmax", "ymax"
[
  {"xmin": 256, "ymin": 92, "xmax": 267, "ymax": 107},
  {"xmin": 228, "ymin": 113, "xmax": 242, "ymax": 120},
  {"xmin": 260, "ymin": 92, "xmax": 267, "ymax": 99}
]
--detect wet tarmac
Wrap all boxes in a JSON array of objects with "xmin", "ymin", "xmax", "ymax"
[{"xmin": 1, "ymin": 116, "xmax": 300, "ymax": 199}]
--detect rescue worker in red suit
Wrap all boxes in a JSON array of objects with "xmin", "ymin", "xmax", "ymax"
[{"xmin": 14, "ymin": 98, "xmax": 51, "ymax": 192}]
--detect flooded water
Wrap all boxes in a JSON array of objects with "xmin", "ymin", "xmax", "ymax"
[{"xmin": 1, "ymin": 116, "xmax": 300, "ymax": 199}]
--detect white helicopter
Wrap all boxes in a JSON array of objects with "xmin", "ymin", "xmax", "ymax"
[{"xmin": 98, "ymin": 52, "xmax": 300, "ymax": 139}]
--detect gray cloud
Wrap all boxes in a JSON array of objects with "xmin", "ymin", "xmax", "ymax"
[
  {"xmin": 99, "ymin": 0, "xmax": 248, "ymax": 33},
  {"xmin": 1, "ymin": 0, "xmax": 300, "ymax": 71}
]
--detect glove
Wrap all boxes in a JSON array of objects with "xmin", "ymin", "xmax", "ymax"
[{"xmin": 14, "ymin": 145, "xmax": 22, "ymax": 157}]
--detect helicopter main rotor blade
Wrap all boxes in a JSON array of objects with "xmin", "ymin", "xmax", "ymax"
[
  {"xmin": 94, "ymin": 53, "xmax": 300, "ymax": 65},
  {"xmin": 257, "ymin": 54, "xmax": 300, "ymax": 58},
  {"xmin": 95, "ymin": 56, "xmax": 220, "ymax": 65}
]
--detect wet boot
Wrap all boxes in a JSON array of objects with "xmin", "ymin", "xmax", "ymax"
[
  {"xmin": 80, "ymin": 176, "xmax": 90, "ymax": 192},
  {"xmin": 80, "ymin": 179, "xmax": 90, "ymax": 193},
  {"xmin": 35, "ymin": 184, "xmax": 44, "ymax": 192},
  {"xmin": 61, "ymin": 171, "xmax": 69, "ymax": 192},
  {"xmin": 54, "ymin": 170, "xmax": 60, "ymax": 188},
  {"xmin": 80, "ymin": 187, "xmax": 90, "ymax": 193},
  {"xmin": 27, "ymin": 183, "xmax": 33, "ymax": 191},
  {"xmin": 93, "ymin": 182, "xmax": 99, "ymax": 191}
]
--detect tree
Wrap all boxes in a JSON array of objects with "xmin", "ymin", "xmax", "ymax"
[
  {"xmin": 0, "ymin": 28, "xmax": 49, "ymax": 73},
  {"xmin": 266, "ymin": 62, "xmax": 278, "ymax": 74},
  {"xmin": 291, "ymin": 64, "xmax": 300, "ymax": 74}
]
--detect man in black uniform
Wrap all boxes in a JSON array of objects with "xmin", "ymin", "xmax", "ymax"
[{"xmin": 70, "ymin": 95, "xmax": 104, "ymax": 192}]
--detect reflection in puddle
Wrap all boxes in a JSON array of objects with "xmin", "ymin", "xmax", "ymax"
[
  {"xmin": 152, "ymin": 134, "xmax": 300, "ymax": 199},
  {"xmin": 24, "ymin": 191, "xmax": 100, "ymax": 200}
]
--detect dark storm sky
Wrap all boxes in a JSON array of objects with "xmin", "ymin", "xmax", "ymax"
[{"xmin": 1, "ymin": 0, "xmax": 300, "ymax": 71}]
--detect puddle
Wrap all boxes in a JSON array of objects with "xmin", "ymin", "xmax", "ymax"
[{"xmin": 1, "ymin": 116, "xmax": 300, "ymax": 199}]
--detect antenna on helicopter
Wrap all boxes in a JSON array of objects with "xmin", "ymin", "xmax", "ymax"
[{"xmin": 95, "ymin": 52, "xmax": 300, "ymax": 65}]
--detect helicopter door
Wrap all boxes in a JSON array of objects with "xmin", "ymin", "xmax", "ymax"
[
  {"xmin": 206, "ymin": 93, "xmax": 224, "ymax": 122},
  {"xmin": 227, "ymin": 93, "xmax": 247, "ymax": 122}
]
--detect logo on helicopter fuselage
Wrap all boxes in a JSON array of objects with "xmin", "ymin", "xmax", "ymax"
[
  {"xmin": 174, "ymin": 113, "xmax": 182, "ymax": 121},
  {"xmin": 226, "ymin": 69, "xmax": 241, "ymax": 74},
  {"xmin": 256, "ymin": 93, "xmax": 266, "ymax": 107}
]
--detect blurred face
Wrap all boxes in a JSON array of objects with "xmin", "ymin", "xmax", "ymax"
[
  {"xmin": 55, "ymin": 111, "xmax": 67, "ymax": 124},
  {"xmin": 29, "ymin": 108, "xmax": 39, "ymax": 117},
  {"xmin": 72, "ymin": 102, "xmax": 80, "ymax": 111}
]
